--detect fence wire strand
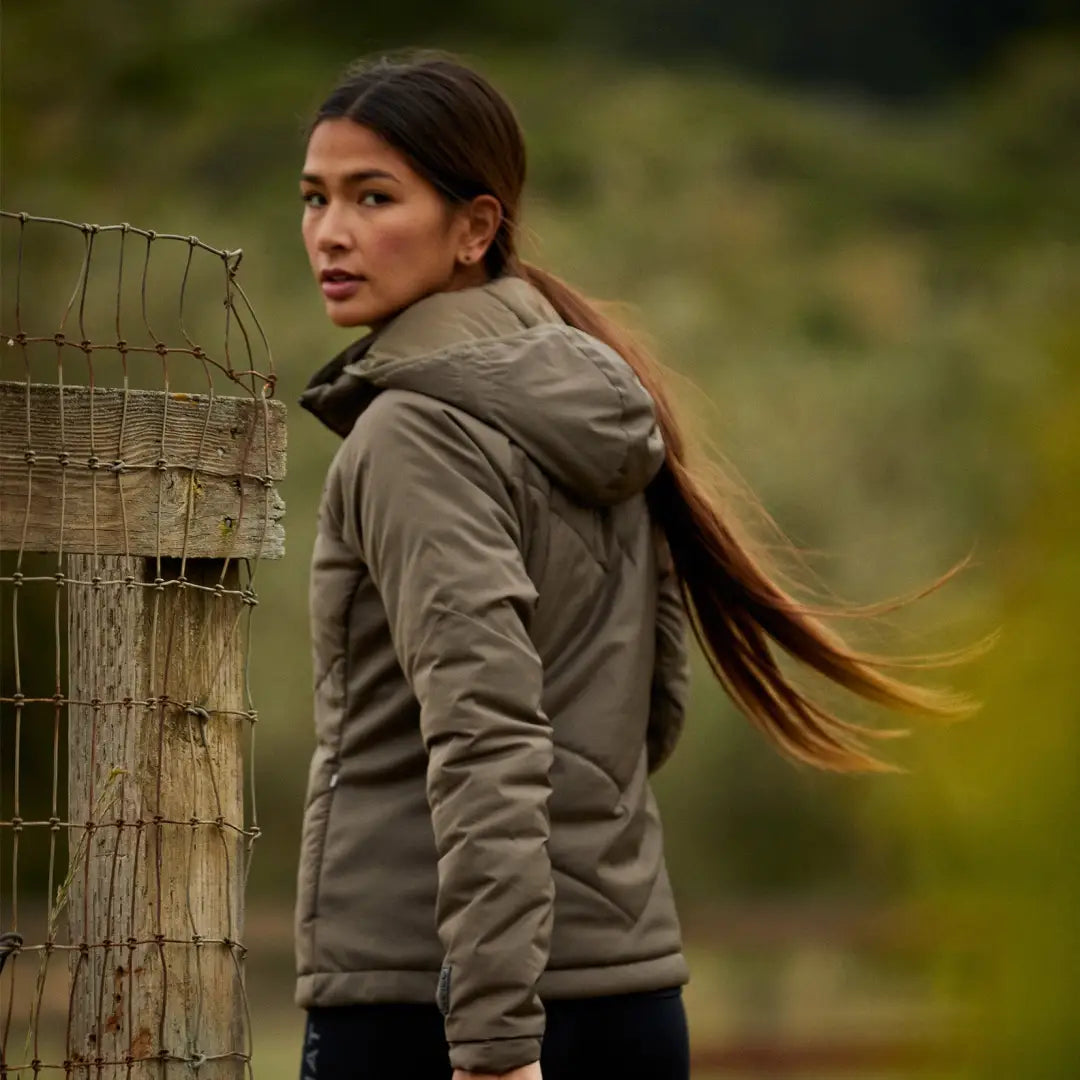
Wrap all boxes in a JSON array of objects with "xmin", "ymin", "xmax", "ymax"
[{"xmin": 0, "ymin": 210, "xmax": 279, "ymax": 1077}]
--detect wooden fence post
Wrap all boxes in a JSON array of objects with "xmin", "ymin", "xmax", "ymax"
[{"xmin": 1, "ymin": 381, "xmax": 286, "ymax": 1078}]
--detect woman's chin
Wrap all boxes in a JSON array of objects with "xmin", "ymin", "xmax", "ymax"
[{"xmin": 325, "ymin": 299, "xmax": 378, "ymax": 329}]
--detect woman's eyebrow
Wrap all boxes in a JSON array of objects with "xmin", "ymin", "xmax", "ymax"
[{"xmin": 300, "ymin": 169, "xmax": 400, "ymax": 185}]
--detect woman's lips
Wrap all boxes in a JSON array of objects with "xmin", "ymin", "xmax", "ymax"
[{"xmin": 321, "ymin": 276, "xmax": 364, "ymax": 301}]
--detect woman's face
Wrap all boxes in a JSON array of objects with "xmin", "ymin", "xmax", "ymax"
[{"xmin": 300, "ymin": 119, "xmax": 486, "ymax": 329}]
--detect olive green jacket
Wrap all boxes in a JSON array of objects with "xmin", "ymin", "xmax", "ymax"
[{"xmin": 295, "ymin": 274, "xmax": 690, "ymax": 1073}]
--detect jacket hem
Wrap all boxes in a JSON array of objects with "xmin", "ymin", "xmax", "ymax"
[{"xmin": 295, "ymin": 951, "xmax": 689, "ymax": 1009}]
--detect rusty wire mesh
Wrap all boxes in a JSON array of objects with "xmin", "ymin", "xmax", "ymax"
[{"xmin": 0, "ymin": 210, "xmax": 283, "ymax": 1077}]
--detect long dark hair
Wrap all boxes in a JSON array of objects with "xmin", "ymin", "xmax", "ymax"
[{"xmin": 312, "ymin": 50, "xmax": 980, "ymax": 773}]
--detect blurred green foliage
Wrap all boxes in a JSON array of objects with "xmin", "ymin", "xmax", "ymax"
[
  {"xmin": 2, "ymin": 5, "xmax": 1078, "ymax": 1070},
  {"xmin": 877, "ymin": 320, "xmax": 1080, "ymax": 1075}
]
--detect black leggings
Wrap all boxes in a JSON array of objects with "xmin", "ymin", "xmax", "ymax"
[{"xmin": 300, "ymin": 986, "xmax": 690, "ymax": 1079}]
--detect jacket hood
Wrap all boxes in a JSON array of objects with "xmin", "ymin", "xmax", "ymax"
[{"xmin": 298, "ymin": 274, "xmax": 665, "ymax": 505}]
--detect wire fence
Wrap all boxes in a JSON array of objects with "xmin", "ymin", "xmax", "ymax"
[{"xmin": 0, "ymin": 210, "xmax": 285, "ymax": 1077}]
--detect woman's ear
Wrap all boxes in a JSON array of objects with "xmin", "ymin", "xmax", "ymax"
[{"xmin": 457, "ymin": 194, "xmax": 503, "ymax": 266}]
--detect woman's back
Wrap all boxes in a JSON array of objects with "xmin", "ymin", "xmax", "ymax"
[{"xmin": 296, "ymin": 274, "xmax": 689, "ymax": 1072}]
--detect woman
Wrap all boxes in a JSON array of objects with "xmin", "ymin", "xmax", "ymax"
[{"xmin": 294, "ymin": 53, "xmax": 970, "ymax": 1080}]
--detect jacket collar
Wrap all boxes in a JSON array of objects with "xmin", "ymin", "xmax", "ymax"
[{"xmin": 298, "ymin": 275, "xmax": 559, "ymax": 437}]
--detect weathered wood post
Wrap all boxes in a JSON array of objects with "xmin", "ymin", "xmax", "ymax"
[{"xmin": 0, "ymin": 379, "xmax": 286, "ymax": 1077}]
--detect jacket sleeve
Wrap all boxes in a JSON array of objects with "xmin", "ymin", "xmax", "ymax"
[
  {"xmin": 341, "ymin": 392, "xmax": 553, "ymax": 1074},
  {"xmin": 647, "ymin": 531, "xmax": 690, "ymax": 773}
]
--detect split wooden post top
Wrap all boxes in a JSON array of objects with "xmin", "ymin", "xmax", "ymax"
[{"xmin": 0, "ymin": 380, "xmax": 287, "ymax": 560}]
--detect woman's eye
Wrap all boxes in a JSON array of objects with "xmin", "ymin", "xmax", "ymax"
[
  {"xmin": 360, "ymin": 192, "xmax": 390, "ymax": 207},
  {"xmin": 301, "ymin": 191, "xmax": 326, "ymax": 208}
]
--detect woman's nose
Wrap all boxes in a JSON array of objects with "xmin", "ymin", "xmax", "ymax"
[{"xmin": 315, "ymin": 203, "xmax": 353, "ymax": 253}]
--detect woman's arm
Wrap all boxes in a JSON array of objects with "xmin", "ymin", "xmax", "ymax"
[{"xmin": 340, "ymin": 390, "xmax": 552, "ymax": 1077}]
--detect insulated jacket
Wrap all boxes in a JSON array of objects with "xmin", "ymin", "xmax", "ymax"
[{"xmin": 295, "ymin": 273, "xmax": 691, "ymax": 1074}]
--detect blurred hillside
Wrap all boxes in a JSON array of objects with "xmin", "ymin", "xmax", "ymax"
[
  {"xmin": 2, "ymin": 5, "xmax": 1079, "ymax": 1074},
  {"xmin": 8, "ymin": 0, "xmax": 1078, "ymax": 99}
]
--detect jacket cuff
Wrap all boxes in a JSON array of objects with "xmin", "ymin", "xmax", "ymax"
[{"xmin": 448, "ymin": 1036, "xmax": 542, "ymax": 1074}]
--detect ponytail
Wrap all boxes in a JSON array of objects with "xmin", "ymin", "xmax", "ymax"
[{"xmin": 513, "ymin": 259, "xmax": 978, "ymax": 773}]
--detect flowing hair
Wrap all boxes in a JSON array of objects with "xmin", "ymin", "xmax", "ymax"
[{"xmin": 312, "ymin": 50, "xmax": 982, "ymax": 773}]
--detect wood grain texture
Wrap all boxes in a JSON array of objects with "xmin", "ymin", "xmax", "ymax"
[
  {"xmin": 68, "ymin": 554, "xmax": 248, "ymax": 1078},
  {"xmin": 0, "ymin": 382, "xmax": 286, "ymax": 558}
]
